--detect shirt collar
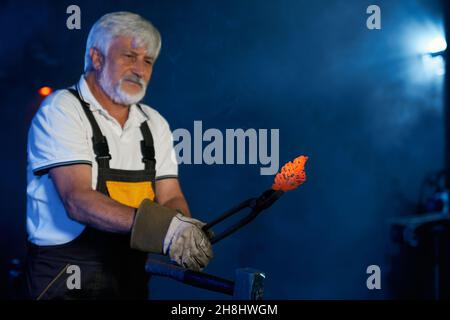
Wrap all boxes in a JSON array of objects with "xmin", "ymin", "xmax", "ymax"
[{"xmin": 76, "ymin": 75, "xmax": 149, "ymax": 126}]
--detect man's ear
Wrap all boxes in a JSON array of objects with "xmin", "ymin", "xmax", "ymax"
[{"xmin": 90, "ymin": 48, "xmax": 104, "ymax": 71}]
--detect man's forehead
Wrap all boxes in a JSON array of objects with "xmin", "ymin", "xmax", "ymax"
[{"xmin": 110, "ymin": 36, "xmax": 150, "ymax": 54}]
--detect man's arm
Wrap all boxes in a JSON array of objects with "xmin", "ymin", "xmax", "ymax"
[
  {"xmin": 155, "ymin": 178, "xmax": 191, "ymax": 217},
  {"xmin": 49, "ymin": 164, "xmax": 135, "ymax": 233},
  {"xmin": 50, "ymin": 163, "xmax": 212, "ymax": 268}
]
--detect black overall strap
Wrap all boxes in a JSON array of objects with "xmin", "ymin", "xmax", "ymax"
[
  {"xmin": 136, "ymin": 104, "xmax": 156, "ymax": 171},
  {"xmin": 67, "ymin": 88, "xmax": 111, "ymax": 169}
]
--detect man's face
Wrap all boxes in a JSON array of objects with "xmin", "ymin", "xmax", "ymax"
[{"xmin": 96, "ymin": 36, "xmax": 154, "ymax": 105}]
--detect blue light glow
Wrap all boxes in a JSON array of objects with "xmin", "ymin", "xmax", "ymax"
[{"xmin": 426, "ymin": 36, "xmax": 447, "ymax": 54}]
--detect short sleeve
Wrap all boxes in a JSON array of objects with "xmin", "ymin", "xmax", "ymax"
[
  {"xmin": 153, "ymin": 115, "xmax": 178, "ymax": 180},
  {"xmin": 28, "ymin": 90, "xmax": 93, "ymax": 175}
]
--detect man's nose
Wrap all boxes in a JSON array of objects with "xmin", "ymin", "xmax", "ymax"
[{"xmin": 131, "ymin": 59, "xmax": 147, "ymax": 78}]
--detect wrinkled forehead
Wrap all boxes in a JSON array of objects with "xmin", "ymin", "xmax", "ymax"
[
  {"xmin": 108, "ymin": 36, "xmax": 147, "ymax": 52},
  {"xmin": 106, "ymin": 35, "xmax": 157, "ymax": 59}
]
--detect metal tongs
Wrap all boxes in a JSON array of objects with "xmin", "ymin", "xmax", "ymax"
[{"xmin": 203, "ymin": 155, "xmax": 309, "ymax": 244}]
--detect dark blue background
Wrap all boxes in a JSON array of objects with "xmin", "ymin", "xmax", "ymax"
[{"xmin": 0, "ymin": 0, "xmax": 445, "ymax": 299}]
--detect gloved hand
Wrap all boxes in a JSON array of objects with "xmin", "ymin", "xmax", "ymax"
[
  {"xmin": 130, "ymin": 199, "xmax": 213, "ymax": 271},
  {"xmin": 163, "ymin": 213, "xmax": 213, "ymax": 271}
]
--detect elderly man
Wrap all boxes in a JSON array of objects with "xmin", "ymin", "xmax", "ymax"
[{"xmin": 25, "ymin": 12, "xmax": 213, "ymax": 300}]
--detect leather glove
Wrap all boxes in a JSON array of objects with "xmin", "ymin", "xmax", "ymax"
[
  {"xmin": 163, "ymin": 213, "xmax": 213, "ymax": 271},
  {"xmin": 130, "ymin": 199, "xmax": 213, "ymax": 271},
  {"xmin": 130, "ymin": 199, "xmax": 178, "ymax": 253}
]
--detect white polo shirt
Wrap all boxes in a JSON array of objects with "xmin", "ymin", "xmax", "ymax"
[{"xmin": 26, "ymin": 75, "xmax": 178, "ymax": 246}]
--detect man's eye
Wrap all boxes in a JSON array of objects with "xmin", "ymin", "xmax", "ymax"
[{"xmin": 145, "ymin": 60, "xmax": 153, "ymax": 65}]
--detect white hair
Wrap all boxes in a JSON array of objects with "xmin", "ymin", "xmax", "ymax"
[{"xmin": 84, "ymin": 11, "xmax": 161, "ymax": 73}]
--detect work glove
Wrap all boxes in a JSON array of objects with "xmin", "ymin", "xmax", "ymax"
[
  {"xmin": 130, "ymin": 199, "xmax": 213, "ymax": 271},
  {"xmin": 163, "ymin": 213, "xmax": 213, "ymax": 271}
]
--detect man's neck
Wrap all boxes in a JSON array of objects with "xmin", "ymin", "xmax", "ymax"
[{"xmin": 85, "ymin": 72, "xmax": 130, "ymax": 127}]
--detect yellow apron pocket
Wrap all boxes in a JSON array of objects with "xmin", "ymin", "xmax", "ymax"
[{"xmin": 106, "ymin": 180, "xmax": 155, "ymax": 208}]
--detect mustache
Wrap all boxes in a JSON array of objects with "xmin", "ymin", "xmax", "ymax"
[{"xmin": 122, "ymin": 74, "xmax": 146, "ymax": 87}]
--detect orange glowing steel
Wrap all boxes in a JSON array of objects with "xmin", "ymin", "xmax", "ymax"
[
  {"xmin": 272, "ymin": 155, "xmax": 308, "ymax": 191},
  {"xmin": 38, "ymin": 86, "xmax": 52, "ymax": 97}
]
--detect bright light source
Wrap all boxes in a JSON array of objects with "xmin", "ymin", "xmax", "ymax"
[
  {"xmin": 427, "ymin": 36, "xmax": 447, "ymax": 55},
  {"xmin": 38, "ymin": 86, "xmax": 52, "ymax": 97},
  {"xmin": 402, "ymin": 20, "xmax": 446, "ymax": 81},
  {"xmin": 420, "ymin": 34, "xmax": 447, "ymax": 76}
]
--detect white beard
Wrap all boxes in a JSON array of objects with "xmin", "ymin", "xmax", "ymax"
[{"xmin": 99, "ymin": 68, "xmax": 147, "ymax": 105}]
